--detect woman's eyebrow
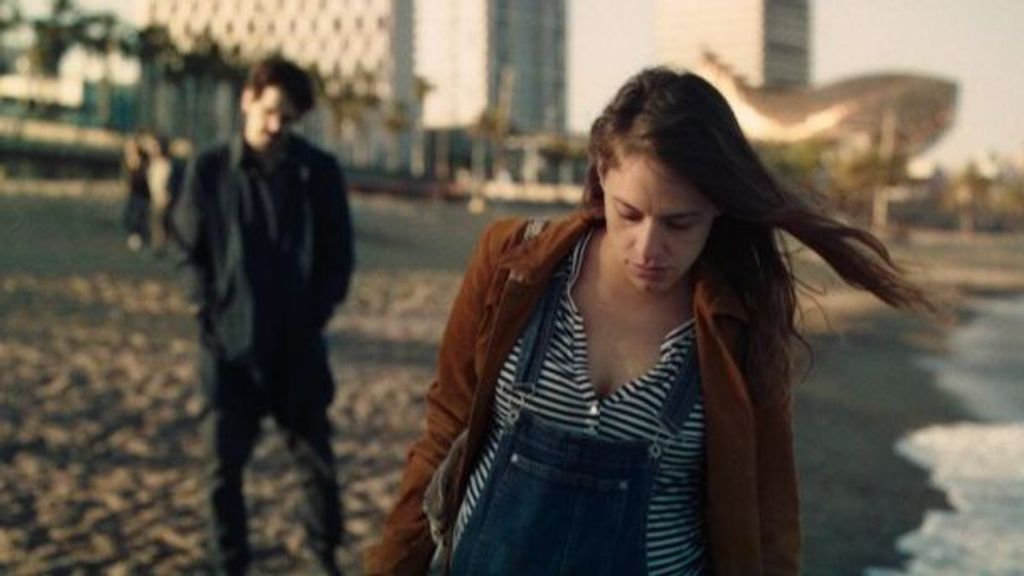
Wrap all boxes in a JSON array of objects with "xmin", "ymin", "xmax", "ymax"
[
  {"xmin": 662, "ymin": 212, "xmax": 701, "ymax": 221},
  {"xmin": 613, "ymin": 197, "xmax": 703, "ymax": 220}
]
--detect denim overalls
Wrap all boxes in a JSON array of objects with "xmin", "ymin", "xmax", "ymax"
[{"xmin": 450, "ymin": 271, "xmax": 702, "ymax": 575}]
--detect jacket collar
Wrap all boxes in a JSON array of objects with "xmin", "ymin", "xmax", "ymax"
[
  {"xmin": 499, "ymin": 210, "xmax": 749, "ymax": 323},
  {"xmin": 228, "ymin": 135, "xmax": 247, "ymax": 169},
  {"xmin": 228, "ymin": 134, "xmax": 314, "ymax": 185}
]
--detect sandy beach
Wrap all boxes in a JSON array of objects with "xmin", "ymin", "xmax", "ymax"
[{"xmin": 1, "ymin": 192, "xmax": 1022, "ymax": 575}]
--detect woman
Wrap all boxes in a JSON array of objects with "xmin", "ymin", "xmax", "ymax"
[
  {"xmin": 364, "ymin": 68, "xmax": 930, "ymax": 575},
  {"xmin": 122, "ymin": 135, "xmax": 151, "ymax": 252}
]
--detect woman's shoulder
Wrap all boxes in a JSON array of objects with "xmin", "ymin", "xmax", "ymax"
[{"xmin": 479, "ymin": 212, "xmax": 589, "ymax": 254}]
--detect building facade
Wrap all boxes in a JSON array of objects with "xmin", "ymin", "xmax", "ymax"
[
  {"xmin": 416, "ymin": 0, "xmax": 567, "ymax": 133},
  {"xmin": 655, "ymin": 0, "xmax": 810, "ymax": 88},
  {"xmin": 143, "ymin": 0, "xmax": 415, "ymax": 168}
]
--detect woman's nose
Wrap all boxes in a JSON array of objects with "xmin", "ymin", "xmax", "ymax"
[{"xmin": 635, "ymin": 220, "xmax": 662, "ymax": 262}]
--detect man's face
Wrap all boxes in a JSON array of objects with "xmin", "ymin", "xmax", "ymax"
[{"xmin": 240, "ymin": 85, "xmax": 300, "ymax": 154}]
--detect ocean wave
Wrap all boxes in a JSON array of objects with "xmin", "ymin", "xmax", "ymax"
[{"xmin": 866, "ymin": 422, "xmax": 1024, "ymax": 576}]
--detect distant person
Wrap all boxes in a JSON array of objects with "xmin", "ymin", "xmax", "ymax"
[
  {"xmin": 364, "ymin": 68, "xmax": 933, "ymax": 575},
  {"xmin": 143, "ymin": 134, "xmax": 174, "ymax": 254},
  {"xmin": 122, "ymin": 135, "xmax": 150, "ymax": 251},
  {"xmin": 170, "ymin": 56, "xmax": 354, "ymax": 576}
]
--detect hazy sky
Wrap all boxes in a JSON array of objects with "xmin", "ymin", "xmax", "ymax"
[{"xmin": 24, "ymin": 0, "xmax": 1024, "ymax": 167}]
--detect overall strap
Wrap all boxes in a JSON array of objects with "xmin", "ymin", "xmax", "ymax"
[
  {"xmin": 657, "ymin": 345, "xmax": 702, "ymax": 436},
  {"xmin": 510, "ymin": 270, "xmax": 568, "ymax": 395}
]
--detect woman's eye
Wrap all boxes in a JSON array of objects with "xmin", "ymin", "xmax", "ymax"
[
  {"xmin": 617, "ymin": 210, "xmax": 642, "ymax": 222},
  {"xmin": 667, "ymin": 220, "xmax": 694, "ymax": 231}
]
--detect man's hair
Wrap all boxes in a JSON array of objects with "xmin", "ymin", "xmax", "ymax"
[{"xmin": 246, "ymin": 56, "xmax": 315, "ymax": 114}]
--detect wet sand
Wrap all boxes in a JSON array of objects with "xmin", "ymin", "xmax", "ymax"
[{"xmin": 1, "ymin": 192, "xmax": 1022, "ymax": 574}]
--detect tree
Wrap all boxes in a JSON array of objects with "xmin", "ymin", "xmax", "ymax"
[
  {"xmin": 993, "ymin": 170, "xmax": 1024, "ymax": 230},
  {"xmin": 410, "ymin": 74, "xmax": 433, "ymax": 176},
  {"xmin": 127, "ymin": 24, "xmax": 180, "ymax": 130},
  {"xmin": 0, "ymin": 0, "xmax": 22, "ymax": 73},
  {"xmin": 953, "ymin": 162, "xmax": 991, "ymax": 234},
  {"xmin": 538, "ymin": 134, "xmax": 584, "ymax": 185},
  {"xmin": 176, "ymin": 34, "xmax": 244, "ymax": 144},
  {"xmin": 27, "ymin": 0, "xmax": 82, "ymax": 77},
  {"xmin": 75, "ymin": 11, "xmax": 132, "ymax": 127},
  {"xmin": 321, "ymin": 65, "xmax": 380, "ymax": 167},
  {"xmin": 382, "ymin": 100, "xmax": 410, "ymax": 173},
  {"xmin": 755, "ymin": 140, "xmax": 830, "ymax": 192},
  {"xmin": 471, "ymin": 105, "xmax": 512, "ymax": 178},
  {"xmin": 830, "ymin": 148, "xmax": 907, "ymax": 226}
]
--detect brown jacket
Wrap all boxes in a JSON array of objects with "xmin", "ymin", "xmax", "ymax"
[{"xmin": 363, "ymin": 213, "xmax": 800, "ymax": 575}]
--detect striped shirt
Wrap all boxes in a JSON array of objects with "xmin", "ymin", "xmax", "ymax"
[{"xmin": 454, "ymin": 231, "xmax": 707, "ymax": 574}]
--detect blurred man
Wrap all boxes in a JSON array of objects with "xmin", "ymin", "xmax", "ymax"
[{"xmin": 170, "ymin": 57, "xmax": 354, "ymax": 576}]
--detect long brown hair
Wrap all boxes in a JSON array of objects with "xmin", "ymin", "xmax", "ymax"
[{"xmin": 583, "ymin": 68, "xmax": 932, "ymax": 399}]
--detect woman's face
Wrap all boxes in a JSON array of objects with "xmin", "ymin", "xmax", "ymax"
[{"xmin": 600, "ymin": 154, "xmax": 719, "ymax": 294}]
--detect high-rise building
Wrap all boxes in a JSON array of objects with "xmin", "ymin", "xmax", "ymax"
[
  {"xmin": 143, "ymin": 0, "xmax": 415, "ymax": 166},
  {"xmin": 146, "ymin": 0, "xmax": 413, "ymax": 104},
  {"xmin": 416, "ymin": 0, "xmax": 567, "ymax": 133},
  {"xmin": 655, "ymin": 0, "xmax": 810, "ymax": 88}
]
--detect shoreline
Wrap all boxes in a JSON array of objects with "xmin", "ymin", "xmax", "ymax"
[
  {"xmin": 794, "ymin": 277, "xmax": 1024, "ymax": 574},
  {"xmin": 796, "ymin": 303, "xmax": 967, "ymax": 574}
]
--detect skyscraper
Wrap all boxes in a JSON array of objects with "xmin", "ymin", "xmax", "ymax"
[
  {"xmin": 416, "ymin": 0, "xmax": 567, "ymax": 133},
  {"xmin": 145, "ymin": 0, "xmax": 414, "ymax": 105},
  {"xmin": 655, "ymin": 0, "xmax": 810, "ymax": 88}
]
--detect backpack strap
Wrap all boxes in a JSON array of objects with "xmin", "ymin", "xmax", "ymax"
[{"xmin": 521, "ymin": 217, "xmax": 549, "ymax": 243}]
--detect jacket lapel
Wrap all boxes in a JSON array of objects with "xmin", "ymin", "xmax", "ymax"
[{"xmin": 457, "ymin": 213, "xmax": 590, "ymax": 505}]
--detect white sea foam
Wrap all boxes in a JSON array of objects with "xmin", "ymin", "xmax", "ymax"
[
  {"xmin": 921, "ymin": 295, "xmax": 1024, "ymax": 422},
  {"xmin": 866, "ymin": 295, "xmax": 1024, "ymax": 576},
  {"xmin": 865, "ymin": 423, "xmax": 1024, "ymax": 576}
]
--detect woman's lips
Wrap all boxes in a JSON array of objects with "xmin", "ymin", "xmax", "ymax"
[{"xmin": 629, "ymin": 262, "xmax": 668, "ymax": 279}]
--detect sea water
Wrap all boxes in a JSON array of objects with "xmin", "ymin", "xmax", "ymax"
[{"xmin": 866, "ymin": 295, "xmax": 1024, "ymax": 576}]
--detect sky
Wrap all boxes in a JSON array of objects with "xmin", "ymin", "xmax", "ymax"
[{"xmin": 20, "ymin": 0, "xmax": 1024, "ymax": 168}]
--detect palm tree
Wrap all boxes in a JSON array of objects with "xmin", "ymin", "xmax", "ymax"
[
  {"xmin": 410, "ymin": 74, "xmax": 433, "ymax": 176},
  {"xmin": 383, "ymin": 100, "xmax": 410, "ymax": 173},
  {"xmin": 27, "ymin": 0, "xmax": 82, "ymax": 77},
  {"xmin": 353, "ymin": 65, "xmax": 381, "ymax": 167},
  {"xmin": 76, "ymin": 11, "xmax": 132, "ymax": 127},
  {"xmin": 955, "ymin": 162, "xmax": 991, "ymax": 235},
  {"xmin": 538, "ymin": 134, "xmax": 582, "ymax": 185},
  {"xmin": 472, "ymin": 106, "xmax": 511, "ymax": 178},
  {"xmin": 22, "ymin": 0, "xmax": 136, "ymax": 124},
  {"xmin": 127, "ymin": 24, "xmax": 180, "ymax": 131},
  {"xmin": 0, "ymin": 0, "xmax": 22, "ymax": 73},
  {"xmin": 323, "ymin": 66, "xmax": 380, "ymax": 168},
  {"xmin": 467, "ymin": 106, "xmax": 508, "ymax": 212},
  {"xmin": 178, "ymin": 34, "xmax": 243, "ymax": 145}
]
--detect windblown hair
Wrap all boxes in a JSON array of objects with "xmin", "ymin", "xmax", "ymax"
[
  {"xmin": 583, "ymin": 68, "xmax": 932, "ymax": 400},
  {"xmin": 246, "ymin": 56, "xmax": 315, "ymax": 114}
]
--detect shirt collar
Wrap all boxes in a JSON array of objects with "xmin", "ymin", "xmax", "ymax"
[{"xmin": 229, "ymin": 134, "xmax": 295, "ymax": 172}]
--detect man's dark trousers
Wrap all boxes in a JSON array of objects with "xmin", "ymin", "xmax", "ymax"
[{"xmin": 201, "ymin": 344, "xmax": 342, "ymax": 576}]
